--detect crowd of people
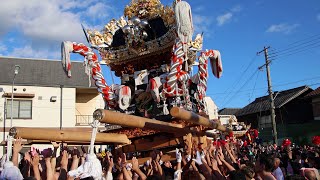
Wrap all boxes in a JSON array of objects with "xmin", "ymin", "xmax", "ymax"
[{"xmin": 0, "ymin": 136, "xmax": 319, "ymax": 180}]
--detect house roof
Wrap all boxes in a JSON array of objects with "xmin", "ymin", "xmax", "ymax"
[
  {"xmin": 236, "ymin": 86, "xmax": 312, "ymax": 116},
  {"xmin": 218, "ymin": 108, "xmax": 241, "ymax": 115},
  {"xmin": 305, "ymin": 87, "xmax": 320, "ymax": 98},
  {"xmin": 0, "ymin": 56, "xmax": 95, "ymax": 88}
]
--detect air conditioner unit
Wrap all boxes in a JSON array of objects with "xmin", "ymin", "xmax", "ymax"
[{"xmin": 50, "ymin": 96, "xmax": 57, "ymax": 102}]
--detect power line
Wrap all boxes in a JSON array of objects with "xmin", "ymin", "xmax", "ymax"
[
  {"xmin": 222, "ymin": 69, "xmax": 259, "ymax": 107},
  {"xmin": 269, "ymin": 33, "xmax": 320, "ymax": 55},
  {"xmin": 270, "ymin": 41, "xmax": 320, "ymax": 58},
  {"xmin": 269, "ymin": 36, "xmax": 320, "ymax": 56},
  {"xmin": 208, "ymin": 75, "xmax": 320, "ymax": 95},
  {"xmin": 269, "ymin": 43, "xmax": 320, "ymax": 61},
  {"xmin": 266, "ymin": 33, "xmax": 320, "ymax": 62},
  {"xmin": 218, "ymin": 55, "xmax": 258, "ymax": 105},
  {"xmin": 248, "ymin": 71, "xmax": 260, "ymax": 102}
]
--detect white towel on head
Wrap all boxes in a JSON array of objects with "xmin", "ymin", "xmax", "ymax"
[
  {"xmin": 0, "ymin": 154, "xmax": 7, "ymax": 171},
  {"xmin": 68, "ymin": 154, "xmax": 102, "ymax": 180},
  {"xmin": 0, "ymin": 161, "xmax": 23, "ymax": 180}
]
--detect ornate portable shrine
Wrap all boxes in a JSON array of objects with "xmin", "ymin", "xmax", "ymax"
[{"xmin": 61, "ymin": 0, "xmax": 226, "ymax": 157}]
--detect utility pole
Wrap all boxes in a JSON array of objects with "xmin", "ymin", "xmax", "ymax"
[{"xmin": 258, "ymin": 46, "xmax": 278, "ymax": 145}]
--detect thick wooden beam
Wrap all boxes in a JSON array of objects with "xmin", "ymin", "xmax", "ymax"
[
  {"xmin": 93, "ymin": 109, "xmax": 214, "ymax": 137},
  {"xmin": 9, "ymin": 127, "xmax": 131, "ymax": 145},
  {"xmin": 122, "ymin": 137, "xmax": 183, "ymax": 153},
  {"xmin": 170, "ymin": 107, "xmax": 232, "ymax": 133}
]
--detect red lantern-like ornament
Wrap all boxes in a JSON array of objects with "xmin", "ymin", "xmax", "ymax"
[
  {"xmin": 282, "ymin": 139, "xmax": 292, "ymax": 147},
  {"xmin": 312, "ymin": 136, "xmax": 320, "ymax": 146}
]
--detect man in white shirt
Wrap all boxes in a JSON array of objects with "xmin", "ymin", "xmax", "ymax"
[{"xmin": 272, "ymin": 158, "xmax": 284, "ymax": 180}]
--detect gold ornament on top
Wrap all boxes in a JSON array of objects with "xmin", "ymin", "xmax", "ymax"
[
  {"xmin": 189, "ymin": 33, "xmax": 203, "ymax": 51},
  {"xmin": 87, "ymin": 30, "xmax": 106, "ymax": 46},
  {"xmin": 124, "ymin": 0, "xmax": 175, "ymax": 26}
]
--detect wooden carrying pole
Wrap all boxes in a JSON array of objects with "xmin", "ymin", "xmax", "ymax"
[
  {"xmin": 93, "ymin": 109, "xmax": 216, "ymax": 137},
  {"xmin": 9, "ymin": 127, "xmax": 131, "ymax": 144},
  {"xmin": 170, "ymin": 107, "xmax": 232, "ymax": 133}
]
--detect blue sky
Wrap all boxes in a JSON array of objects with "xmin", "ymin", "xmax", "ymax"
[{"xmin": 0, "ymin": 0, "xmax": 319, "ymax": 109}]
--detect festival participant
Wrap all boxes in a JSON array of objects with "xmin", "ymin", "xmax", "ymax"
[
  {"xmin": 272, "ymin": 158, "xmax": 284, "ymax": 180},
  {"xmin": 2, "ymin": 135, "xmax": 320, "ymax": 180},
  {"xmin": 254, "ymin": 154, "xmax": 277, "ymax": 180}
]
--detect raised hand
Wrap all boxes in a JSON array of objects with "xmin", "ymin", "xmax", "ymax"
[
  {"xmin": 31, "ymin": 154, "xmax": 41, "ymax": 180},
  {"xmin": 224, "ymin": 142, "xmax": 230, "ymax": 151},
  {"xmin": 13, "ymin": 137, "xmax": 23, "ymax": 153},
  {"xmin": 209, "ymin": 142, "xmax": 216, "ymax": 155},
  {"xmin": 60, "ymin": 150, "xmax": 68, "ymax": 170},
  {"xmin": 131, "ymin": 157, "xmax": 139, "ymax": 171},
  {"xmin": 217, "ymin": 151, "xmax": 224, "ymax": 161},
  {"xmin": 31, "ymin": 154, "xmax": 40, "ymax": 167},
  {"xmin": 120, "ymin": 153, "xmax": 127, "ymax": 168},
  {"xmin": 51, "ymin": 141, "xmax": 60, "ymax": 148},
  {"xmin": 287, "ymin": 148, "xmax": 293, "ymax": 160},
  {"xmin": 81, "ymin": 145, "xmax": 87, "ymax": 154},
  {"xmin": 24, "ymin": 151, "xmax": 31, "ymax": 162},
  {"xmin": 211, "ymin": 156, "xmax": 219, "ymax": 170},
  {"xmin": 106, "ymin": 152, "xmax": 114, "ymax": 172},
  {"xmin": 71, "ymin": 147, "xmax": 80, "ymax": 159},
  {"xmin": 176, "ymin": 148, "xmax": 182, "ymax": 163},
  {"xmin": 192, "ymin": 151, "xmax": 203, "ymax": 165},
  {"xmin": 218, "ymin": 146, "xmax": 225, "ymax": 159}
]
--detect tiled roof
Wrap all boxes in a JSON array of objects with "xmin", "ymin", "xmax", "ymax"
[
  {"xmin": 0, "ymin": 56, "xmax": 95, "ymax": 88},
  {"xmin": 218, "ymin": 108, "xmax": 241, "ymax": 115},
  {"xmin": 236, "ymin": 86, "xmax": 312, "ymax": 116},
  {"xmin": 305, "ymin": 87, "xmax": 320, "ymax": 98}
]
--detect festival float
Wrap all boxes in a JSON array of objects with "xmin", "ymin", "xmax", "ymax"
[{"xmin": 9, "ymin": 0, "xmax": 251, "ymax": 163}]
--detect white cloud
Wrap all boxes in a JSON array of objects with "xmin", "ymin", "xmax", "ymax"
[
  {"xmin": 216, "ymin": 13, "xmax": 233, "ymax": 26},
  {"xmin": 231, "ymin": 5, "xmax": 242, "ymax": 13},
  {"xmin": 0, "ymin": 1, "xmax": 82, "ymax": 41},
  {"xmin": 0, "ymin": 44, "xmax": 7, "ymax": 56},
  {"xmin": 87, "ymin": 2, "xmax": 113, "ymax": 19},
  {"xmin": 0, "ymin": 44, "xmax": 7, "ymax": 52},
  {"xmin": 216, "ymin": 5, "xmax": 242, "ymax": 26},
  {"xmin": 9, "ymin": 45, "xmax": 60, "ymax": 59},
  {"xmin": 266, "ymin": 23, "xmax": 300, "ymax": 34},
  {"xmin": 0, "ymin": 0, "xmax": 115, "ymax": 59},
  {"xmin": 193, "ymin": 6, "xmax": 205, "ymax": 13},
  {"xmin": 193, "ymin": 14, "xmax": 213, "ymax": 35}
]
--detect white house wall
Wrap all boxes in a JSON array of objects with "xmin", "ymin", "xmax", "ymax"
[
  {"xmin": 204, "ymin": 96, "xmax": 218, "ymax": 119},
  {"xmin": 0, "ymin": 85, "xmax": 76, "ymax": 146},
  {"xmin": 75, "ymin": 93, "xmax": 104, "ymax": 116}
]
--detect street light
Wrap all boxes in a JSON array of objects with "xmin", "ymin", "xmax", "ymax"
[
  {"xmin": 6, "ymin": 65, "xmax": 20, "ymax": 160},
  {"xmin": 0, "ymin": 87, "xmax": 7, "ymax": 154},
  {"xmin": 11, "ymin": 65, "xmax": 20, "ymax": 128}
]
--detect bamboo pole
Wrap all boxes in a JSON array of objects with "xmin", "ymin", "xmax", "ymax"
[
  {"xmin": 9, "ymin": 127, "xmax": 131, "ymax": 144},
  {"xmin": 170, "ymin": 107, "xmax": 232, "ymax": 133}
]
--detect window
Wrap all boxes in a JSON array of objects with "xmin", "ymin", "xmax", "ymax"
[
  {"xmin": 259, "ymin": 115, "xmax": 272, "ymax": 128},
  {"xmin": 6, "ymin": 100, "xmax": 32, "ymax": 119}
]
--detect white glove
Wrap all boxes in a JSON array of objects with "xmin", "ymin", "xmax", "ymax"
[
  {"xmin": 126, "ymin": 163, "xmax": 132, "ymax": 171},
  {"xmin": 185, "ymin": 154, "xmax": 191, "ymax": 162},
  {"xmin": 192, "ymin": 151, "xmax": 203, "ymax": 165},
  {"xmin": 176, "ymin": 148, "xmax": 182, "ymax": 163},
  {"xmin": 200, "ymin": 151, "xmax": 206, "ymax": 159},
  {"xmin": 174, "ymin": 169, "xmax": 183, "ymax": 180}
]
